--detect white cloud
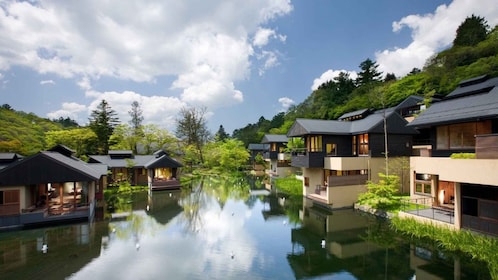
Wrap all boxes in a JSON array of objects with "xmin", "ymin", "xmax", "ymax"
[
  {"xmin": 40, "ymin": 79, "xmax": 55, "ymax": 85},
  {"xmin": 46, "ymin": 102, "xmax": 86, "ymax": 121},
  {"xmin": 376, "ymin": 0, "xmax": 498, "ymax": 77},
  {"xmin": 278, "ymin": 97, "xmax": 295, "ymax": 111},
  {"xmin": 311, "ymin": 69, "xmax": 358, "ymax": 91},
  {"xmin": 0, "ymin": 0, "xmax": 293, "ymax": 111},
  {"xmin": 84, "ymin": 90, "xmax": 186, "ymax": 130}
]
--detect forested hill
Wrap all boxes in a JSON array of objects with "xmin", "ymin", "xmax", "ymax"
[
  {"xmin": 233, "ymin": 15, "xmax": 498, "ymax": 147},
  {"xmin": 0, "ymin": 105, "xmax": 69, "ymax": 155}
]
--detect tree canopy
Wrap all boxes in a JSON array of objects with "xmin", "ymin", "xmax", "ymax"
[{"xmin": 89, "ymin": 99, "xmax": 120, "ymax": 154}]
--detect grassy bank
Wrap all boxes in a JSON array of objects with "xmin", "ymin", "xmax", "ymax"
[{"xmin": 391, "ymin": 216, "xmax": 498, "ymax": 279}]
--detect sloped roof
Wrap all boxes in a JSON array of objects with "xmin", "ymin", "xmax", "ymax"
[
  {"xmin": 287, "ymin": 110, "xmax": 417, "ymax": 137},
  {"xmin": 248, "ymin": 143, "xmax": 269, "ymax": 151},
  {"xmin": 446, "ymin": 75, "xmax": 498, "ymax": 99},
  {"xmin": 409, "ymin": 86, "xmax": 498, "ymax": 128},
  {"xmin": 338, "ymin": 108, "xmax": 370, "ymax": 120},
  {"xmin": 89, "ymin": 152, "xmax": 182, "ymax": 169},
  {"xmin": 0, "ymin": 151, "xmax": 105, "ymax": 186},
  {"xmin": 261, "ymin": 134, "xmax": 288, "ymax": 143},
  {"xmin": 0, "ymin": 153, "xmax": 23, "ymax": 161},
  {"xmin": 145, "ymin": 154, "xmax": 183, "ymax": 169}
]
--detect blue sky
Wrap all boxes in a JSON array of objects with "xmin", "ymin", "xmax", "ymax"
[{"xmin": 1, "ymin": 0, "xmax": 498, "ymax": 135}]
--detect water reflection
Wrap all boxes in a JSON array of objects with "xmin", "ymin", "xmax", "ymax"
[{"xmin": 0, "ymin": 175, "xmax": 492, "ymax": 280}]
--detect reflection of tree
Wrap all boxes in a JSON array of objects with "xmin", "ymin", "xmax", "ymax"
[{"xmin": 178, "ymin": 173, "xmax": 252, "ymax": 233}]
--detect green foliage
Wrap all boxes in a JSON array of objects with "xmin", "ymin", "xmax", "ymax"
[
  {"xmin": 214, "ymin": 125, "xmax": 229, "ymax": 142},
  {"xmin": 453, "ymin": 14, "xmax": 489, "ymax": 47},
  {"xmin": 450, "ymin": 152, "xmax": 476, "ymax": 159},
  {"xmin": 358, "ymin": 173, "xmax": 400, "ymax": 211},
  {"xmin": 175, "ymin": 107, "xmax": 210, "ymax": 163},
  {"xmin": 45, "ymin": 127, "xmax": 98, "ymax": 157},
  {"xmin": 0, "ymin": 107, "xmax": 63, "ymax": 155},
  {"xmin": 203, "ymin": 139, "xmax": 249, "ymax": 171},
  {"xmin": 89, "ymin": 99, "xmax": 120, "ymax": 154},
  {"xmin": 273, "ymin": 176, "xmax": 302, "ymax": 196},
  {"xmin": 356, "ymin": 58, "xmax": 383, "ymax": 86},
  {"xmin": 391, "ymin": 217, "xmax": 498, "ymax": 278},
  {"xmin": 254, "ymin": 153, "xmax": 265, "ymax": 165}
]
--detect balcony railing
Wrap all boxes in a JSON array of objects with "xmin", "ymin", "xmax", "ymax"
[{"xmin": 400, "ymin": 197, "xmax": 455, "ymax": 224}]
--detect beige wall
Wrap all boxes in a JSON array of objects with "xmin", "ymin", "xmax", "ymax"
[
  {"xmin": 301, "ymin": 168, "xmax": 322, "ymax": 196},
  {"xmin": 328, "ymin": 184, "xmax": 367, "ymax": 209},
  {"xmin": 411, "ymin": 157, "xmax": 498, "ymax": 186}
]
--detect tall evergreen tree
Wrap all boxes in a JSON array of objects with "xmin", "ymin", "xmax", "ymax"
[
  {"xmin": 128, "ymin": 101, "xmax": 144, "ymax": 153},
  {"xmin": 453, "ymin": 15, "xmax": 489, "ymax": 47},
  {"xmin": 89, "ymin": 99, "xmax": 119, "ymax": 154},
  {"xmin": 214, "ymin": 125, "xmax": 229, "ymax": 142},
  {"xmin": 356, "ymin": 58, "xmax": 383, "ymax": 86}
]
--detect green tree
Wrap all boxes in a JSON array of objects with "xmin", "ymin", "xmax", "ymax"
[
  {"xmin": 204, "ymin": 139, "xmax": 249, "ymax": 171},
  {"xmin": 141, "ymin": 124, "xmax": 178, "ymax": 155},
  {"xmin": 45, "ymin": 127, "xmax": 98, "ymax": 157},
  {"xmin": 128, "ymin": 101, "xmax": 144, "ymax": 154},
  {"xmin": 356, "ymin": 58, "xmax": 383, "ymax": 86},
  {"xmin": 175, "ymin": 107, "xmax": 210, "ymax": 163},
  {"xmin": 89, "ymin": 99, "xmax": 120, "ymax": 154},
  {"xmin": 214, "ymin": 125, "xmax": 229, "ymax": 142},
  {"xmin": 52, "ymin": 116, "xmax": 79, "ymax": 128},
  {"xmin": 357, "ymin": 173, "xmax": 400, "ymax": 211},
  {"xmin": 453, "ymin": 15, "xmax": 489, "ymax": 47}
]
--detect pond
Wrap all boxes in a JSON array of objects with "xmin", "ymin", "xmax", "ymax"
[{"xmin": 0, "ymin": 175, "xmax": 492, "ymax": 279}]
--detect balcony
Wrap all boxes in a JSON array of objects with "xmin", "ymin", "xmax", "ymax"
[
  {"xmin": 324, "ymin": 156, "xmax": 370, "ymax": 171},
  {"xmin": 411, "ymin": 157, "xmax": 498, "ymax": 186}
]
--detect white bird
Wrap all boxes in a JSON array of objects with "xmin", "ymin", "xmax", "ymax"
[
  {"xmin": 283, "ymin": 220, "xmax": 287, "ymax": 225},
  {"xmin": 136, "ymin": 243, "xmax": 140, "ymax": 251},
  {"xmin": 42, "ymin": 244, "xmax": 48, "ymax": 253},
  {"xmin": 230, "ymin": 251, "xmax": 235, "ymax": 259},
  {"xmin": 321, "ymin": 239, "xmax": 326, "ymax": 248}
]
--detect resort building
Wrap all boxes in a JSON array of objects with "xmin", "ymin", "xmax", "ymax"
[
  {"xmin": 88, "ymin": 149, "xmax": 183, "ymax": 191},
  {"xmin": 406, "ymin": 75, "xmax": 498, "ymax": 236},
  {"xmin": 287, "ymin": 105, "xmax": 418, "ymax": 208},
  {"xmin": 261, "ymin": 134, "xmax": 298, "ymax": 177},
  {"xmin": 0, "ymin": 145, "xmax": 107, "ymax": 229}
]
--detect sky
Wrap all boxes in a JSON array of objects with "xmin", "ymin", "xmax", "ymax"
[{"xmin": 1, "ymin": 0, "xmax": 498, "ymax": 135}]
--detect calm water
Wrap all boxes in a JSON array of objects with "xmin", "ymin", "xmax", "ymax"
[{"xmin": 0, "ymin": 175, "xmax": 492, "ymax": 280}]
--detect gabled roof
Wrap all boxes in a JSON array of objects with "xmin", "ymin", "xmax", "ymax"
[
  {"xmin": 409, "ymin": 86, "xmax": 498, "ymax": 128},
  {"xmin": 0, "ymin": 151, "xmax": 105, "ymax": 186},
  {"xmin": 338, "ymin": 108, "xmax": 370, "ymax": 121},
  {"xmin": 261, "ymin": 134, "xmax": 288, "ymax": 143},
  {"xmin": 248, "ymin": 143, "xmax": 269, "ymax": 151},
  {"xmin": 394, "ymin": 95, "xmax": 424, "ymax": 110},
  {"xmin": 48, "ymin": 144, "xmax": 75, "ymax": 157},
  {"xmin": 0, "ymin": 153, "xmax": 23, "ymax": 161},
  {"xmin": 445, "ymin": 75, "xmax": 498, "ymax": 99},
  {"xmin": 287, "ymin": 110, "xmax": 417, "ymax": 137},
  {"xmin": 88, "ymin": 151, "xmax": 183, "ymax": 169},
  {"xmin": 145, "ymin": 154, "xmax": 183, "ymax": 169}
]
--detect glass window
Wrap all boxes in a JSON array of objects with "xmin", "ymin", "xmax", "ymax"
[
  {"xmin": 358, "ymin": 134, "xmax": 369, "ymax": 155},
  {"xmin": 437, "ymin": 121, "xmax": 492, "ymax": 150},
  {"xmin": 326, "ymin": 143, "xmax": 336, "ymax": 156},
  {"xmin": 308, "ymin": 136, "xmax": 322, "ymax": 152},
  {"xmin": 352, "ymin": 135, "xmax": 357, "ymax": 155}
]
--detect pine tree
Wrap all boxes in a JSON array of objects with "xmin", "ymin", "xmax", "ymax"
[{"xmin": 89, "ymin": 99, "xmax": 119, "ymax": 154}]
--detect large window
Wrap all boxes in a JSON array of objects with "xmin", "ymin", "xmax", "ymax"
[
  {"xmin": 326, "ymin": 143, "xmax": 337, "ymax": 156},
  {"xmin": 414, "ymin": 173, "xmax": 432, "ymax": 196},
  {"xmin": 271, "ymin": 143, "xmax": 277, "ymax": 152},
  {"xmin": 358, "ymin": 134, "xmax": 369, "ymax": 155},
  {"xmin": 437, "ymin": 121, "xmax": 491, "ymax": 150},
  {"xmin": 308, "ymin": 135, "xmax": 322, "ymax": 152},
  {"xmin": 352, "ymin": 135, "xmax": 357, "ymax": 155}
]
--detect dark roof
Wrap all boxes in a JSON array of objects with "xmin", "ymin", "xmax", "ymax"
[
  {"xmin": 48, "ymin": 144, "xmax": 75, "ymax": 157},
  {"xmin": 89, "ymin": 152, "xmax": 182, "ymax": 169},
  {"xmin": 0, "ymin": 151, "xmax": 105, "ymax": 186},
  {"xmin": 338, "ymin": 108, "xmax": 370, "ymax": 120},
  {"xmin": 0, "ymin": 153, "xmax": 23, "ymax": 161},
  {"xmin": 409, "ymin": 86, "xmax": 498, "ymax": 128},
  {"xmin": 145, "ymin": 154, "xmax": 183, "ymax": 169},
  {"xmin": 445, "ymin": 76, "xmax": 498, "ymax": 99},
  {"xmin": 288, "ymin": 110, "xmax": 417, "ymax": 137},
  {"xmin": 248, "ymin": 143, "xmax": 269, "ymax": 151},
  {"xmin": 261, "ymin": 134, "xmax": 288, "ymax": 143},
  {"xmin": 394, "ymin": 95, "xmax": 424, "ymax": 110}
]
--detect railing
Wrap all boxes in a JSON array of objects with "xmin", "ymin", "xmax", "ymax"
[
  {"xmin": 400, "ymin": 197, "xmax": 455, "ymax": 224},
  {"xmin": 290, "ymin": 148, "xmax": 307, "ymax": 156}
]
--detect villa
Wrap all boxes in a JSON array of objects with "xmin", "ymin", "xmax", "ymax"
[{"xmin": 261, "ymin": 134, "xmax": 298, "ymax": 177}]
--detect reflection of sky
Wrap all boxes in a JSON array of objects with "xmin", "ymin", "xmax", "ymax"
[{"xmin": 68, "ymin": 195, "xmax": 295, "ymax": 280}]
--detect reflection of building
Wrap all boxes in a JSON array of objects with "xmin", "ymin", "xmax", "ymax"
[
  {"xmin": 288, "ymin": 199, "xmax": 413, "ymax": 279},
  {"xmin": 146, "ymin": 190, "xmax": 183, "ymax": 224},
  {"xmin": 0, "ymin": 222, "xmax": 106, "ymax": 279},
  {"xmin": 0, "ymin": 145, "xmax": 107, "ymax": 229},
  {"xmin": 406, "ymin": 75, "xmax": 498, "ymax": 236}
]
